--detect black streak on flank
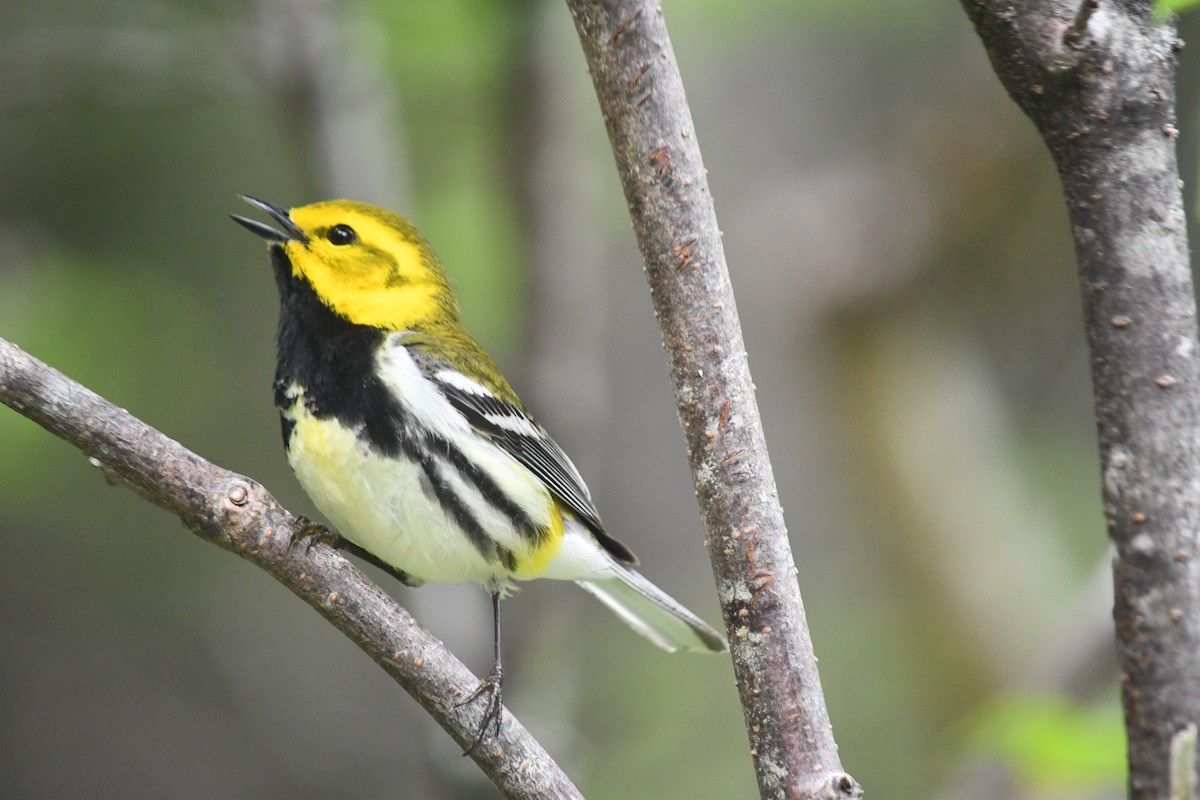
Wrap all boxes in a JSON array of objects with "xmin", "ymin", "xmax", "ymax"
[
  {"xmin": 439, "ymin": 437, "xmax": 541, "ymax": 539},
  {"xmin": 280, "ymin": 415, "xmax": 296, "ymax": 447},
  {"xmin": 402, "ymin": 436, "xmax": 497, "ymax": 563}
]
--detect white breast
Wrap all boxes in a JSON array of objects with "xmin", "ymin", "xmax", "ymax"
[{"xmin": 281, "ymin": 340, "xmax": 558, "ymax": 585}]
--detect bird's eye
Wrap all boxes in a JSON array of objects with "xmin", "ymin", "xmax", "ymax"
[{"xmin": 327, "ymin": 224, "xmax": 357, "ymax": 245}]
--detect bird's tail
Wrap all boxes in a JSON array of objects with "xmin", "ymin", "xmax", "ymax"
[{"xmin": 576, "ymin": 565, "xmax": 728, "ymax": 653}]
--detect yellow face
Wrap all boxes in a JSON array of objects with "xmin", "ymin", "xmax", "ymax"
[{"xmin": 283, "ymin": 200, "xmax": 456, "ymax": 330}]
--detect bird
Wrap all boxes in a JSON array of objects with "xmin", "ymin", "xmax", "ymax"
[{"xmin": 231, "ymin": 196, "xmax": 728, "ymax": 752}]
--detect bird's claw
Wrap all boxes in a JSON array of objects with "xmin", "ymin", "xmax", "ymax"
[
  {"xmin": 289, "ymin": 516, "xmax": 342, "ymax": 555},
  {"xmin": 458, "ymin": 666, "xmax": 503, "ymax": 756}
]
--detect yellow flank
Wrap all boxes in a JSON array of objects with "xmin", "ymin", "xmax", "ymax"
[
  {"xmin": 512, "ymin": 506, "xmax": 566, "ymax": 580},
  {"xmin": 286, "ymin": 201, "xmax": 457, "ymax": 331}
]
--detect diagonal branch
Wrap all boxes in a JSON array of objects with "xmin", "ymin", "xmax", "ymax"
[
  {"xmin": 0, "ymin": 336, "xmax": 582, "ymax": 800},
  {"xmin": 565, "ymin": 2, "xmax": 861, "ymax": 798},
  {"xmin": 959, "ymin": 1, "xmax": 1200, "ymax": 797}
]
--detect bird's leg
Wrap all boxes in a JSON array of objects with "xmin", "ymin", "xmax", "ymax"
[
  {"xmin": 288, "ymin": 517, "xmax": 422, "ymax": 587},
  {"xmin": 460, "ymin": 589, "xmax": 503, "ymax": 756},
  {"xmin": 336, "ymin": 539, "xmax": 425, "ymax": 588}
]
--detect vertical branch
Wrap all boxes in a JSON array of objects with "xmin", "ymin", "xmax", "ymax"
[
  {"xmin": 565, "ymin": 2, "xmax": 860, "ymax": 798},
  {"xmin": 960, "ymin": 1, "xmax": 1200, "ymax": 797}
]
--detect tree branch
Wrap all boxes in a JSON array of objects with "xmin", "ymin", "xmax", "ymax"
[
  {"xmin": 0, "ymin": 336, "xmax": 581, "ymax": 800},
  {"xmin": 959, "ymin": 1, "xmax": 1200, "ymax": 796},
  {"xmin": 565, "ymin": 3, "xmax": 860, "ymax": 798}
]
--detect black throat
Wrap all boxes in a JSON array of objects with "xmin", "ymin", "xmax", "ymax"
[{"xmin": 270, "ymin": 245, "xmax": 405, "ymax": 456}]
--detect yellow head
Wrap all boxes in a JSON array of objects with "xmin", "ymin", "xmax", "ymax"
[{"xmin": 232, "ymin": 197, "xmax": 458, "ymax": 330}]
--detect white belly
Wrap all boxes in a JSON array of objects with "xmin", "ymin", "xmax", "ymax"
[{"xmin": 285, "ymin": 403, "xmax": 565, "ymax": 585}]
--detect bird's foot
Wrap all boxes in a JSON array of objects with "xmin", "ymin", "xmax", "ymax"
[
  {"xmin": 289, "ymin": 516, "xmax": 343, "ymax": 554},
  {"xmin": 458, "ymin": 664, "xmax": 503, "ymax": 756}
]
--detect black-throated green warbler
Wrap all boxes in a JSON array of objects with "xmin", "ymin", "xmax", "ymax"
[{"xmin": 231, "ymin": 196, "xmax": 727, "ymax": 751}]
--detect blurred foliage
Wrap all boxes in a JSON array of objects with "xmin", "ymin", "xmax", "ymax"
[
  {"xmin": 963, "ymin": 697, "xmax": 1125, "ymax": 792},
  {"xmin": 1159, "ymin": 0, "xmax": 1200, "ymax": 16},
  {"xmin": 364, "ymin": 0, "xmax": 529, "ymax": 355},
  {"xmin": 0, "ymin": 253, "xmax": 218, "ymax": 507}
]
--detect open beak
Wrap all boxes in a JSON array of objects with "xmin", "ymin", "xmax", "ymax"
[{"xmin": 230, "ymin": 195, "xmax": 308, "ymax": 243}]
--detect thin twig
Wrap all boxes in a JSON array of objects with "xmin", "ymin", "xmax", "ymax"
[
  {"xmin": 0, "ymin": 336, "xmax": 582, "ymax": 800},
  {"xmin": 1064, "ymin": 0, "xmax": 1100, "ymax": 49},
  {"xmin": 565, "ymin": 2, "xmax": 860, "ymax": 798}
]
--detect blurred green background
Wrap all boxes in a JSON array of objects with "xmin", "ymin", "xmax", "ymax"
[{"xmin": 3, "ymin": 1, "xmax": 1195, "ymax": 798}]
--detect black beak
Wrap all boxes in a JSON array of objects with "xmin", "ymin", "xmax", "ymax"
[{"xmin": 230, "ymin": 195, "xmax": 308, "ymax": 243}]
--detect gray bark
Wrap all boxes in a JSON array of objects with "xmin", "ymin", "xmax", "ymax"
[{"xmin": 959, "ymin": 2, "xmax": 1200, "ymax": 796}]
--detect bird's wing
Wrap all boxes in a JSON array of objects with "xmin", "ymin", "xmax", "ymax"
[
  {"xmin": 429, "ymin": 367, "xmax": 638, "ymax": 564},
  {"xmin": 432, "ymin": 369, "xmax": 596, "ymax": 518}
]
